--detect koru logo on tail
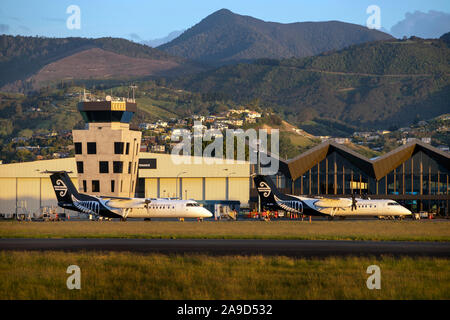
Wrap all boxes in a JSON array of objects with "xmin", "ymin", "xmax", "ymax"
[
  {"xmin": 257, "ymin": 181, "xmax": 271, "ymax": 197},
  {"xmin": 54, "ymin": 179, "xmax": 68, "ymax": 197}
]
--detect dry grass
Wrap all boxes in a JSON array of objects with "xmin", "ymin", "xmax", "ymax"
[
  {"xmin": 0, "ymin": 251, "xmax": 448, "ymax": 300},
  {"xmin": 0, "ymin": 220, "xmax": 449, "ymax": 241}
]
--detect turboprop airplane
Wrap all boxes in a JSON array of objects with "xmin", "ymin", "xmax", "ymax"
[
  {"xmin": 254, "ymin": 174, "xmax": 412, "ymax": 220},
  {"xmin": 47, "ymin": 171, "xmax": 213, "ymax": 221}
]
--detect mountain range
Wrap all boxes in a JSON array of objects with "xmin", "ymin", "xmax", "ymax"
[
  {"xmin": 0, "ymin": 9, "xmax": 395, "ymax": 91},
  {"xmin": 0, "ymin": 8, "xmax": 448, "ymax": 132},
  {"xmin": 159, "ymin": 9, "xmax": 393, "ymax": 66}
]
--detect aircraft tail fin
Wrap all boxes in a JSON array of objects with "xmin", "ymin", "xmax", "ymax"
[
  {"xmin": 47, "ymin": 171, "xmax": 80, "ymax": 205},
  {"xmin": 253, "ymin": 174, "xmax": 282, "ymax": 204}
]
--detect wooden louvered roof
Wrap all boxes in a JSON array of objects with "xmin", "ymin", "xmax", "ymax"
[{"xmin": 281, "ymin": 139, "xmax": 449, "ymax": 181}]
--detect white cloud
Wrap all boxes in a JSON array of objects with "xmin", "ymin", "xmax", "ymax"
[{"xmin": 391, "ymin": 10, "xmax": 450, "ymax": 39}]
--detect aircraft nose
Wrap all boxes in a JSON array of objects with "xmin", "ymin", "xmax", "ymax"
[{"xmin": 203, "ymin": 208, "xmax": 213, "ymax": 218}]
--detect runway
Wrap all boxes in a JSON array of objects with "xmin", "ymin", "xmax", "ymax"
[{"xmin": 1, "ymin": 238, "xmax": 449, "ymax": 257}]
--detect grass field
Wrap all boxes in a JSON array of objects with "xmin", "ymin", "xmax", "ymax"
[
  {"xmin": 0, "ymin": 251, "xmax": 448, "ymax": 299},
  {"xmin": 0, "ymin": 220, "xmax": 449, "ymax": 241}
]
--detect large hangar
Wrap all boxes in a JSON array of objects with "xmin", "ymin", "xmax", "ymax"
[{"xmin": 252, "ymin": 139, "xmax": 450, "ymax": 215}]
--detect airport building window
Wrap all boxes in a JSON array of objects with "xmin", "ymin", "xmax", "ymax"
[
  {"xmin": 114, "ymin": 142, "xmax": 124, "ymax": 154},
  {"xmin": 120, "ymin": 180, "xmax": 123, "ymax": 192},
  {"xmin": 126, "ymin": 143, "xmax": 130, "ymax": 155},
  {"xmin": 99, "ymin": 161, "xmax": 109, "ymax": 173},
  {"xmin": 83, "ymin": 180, "xmax": 87, "ymax": 192},
  {"xmin": 111, "ymin": 180, "xmax": 115, "ymax": 193},
  {"xmin": 75, "ymin": 143, "xmax": 82, "ymax": 154},
  {"xmin": 113, "ymin": 161, "xmax": 123, "ymax": 173},
  {"xmin": 128, "ymin": 162, "xmax": 132, "ymax": 174},
  {"xmin": 87, "ymin": 142, "xmax": 97, "ymax": 154},
  {"xmin": 92, "ymin": 180, "xmax": 100, "ymax": 192},
  {"xmin": 76, "ymin": 161, "xmax": 84, "ymax": 174}
]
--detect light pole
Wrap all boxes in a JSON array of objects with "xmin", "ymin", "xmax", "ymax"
[
  {"xmin": 256, "ymin": 141, "xmax": 261, "ymax": 213},
  {"xmin": 176, "ymin": 171, "xmax": 187, "ymax": 199},
  {"xmin": 224, "ymin": 169, "xmax": 236, "ymax": 201}
]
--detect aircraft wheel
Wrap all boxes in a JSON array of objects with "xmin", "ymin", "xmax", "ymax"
[
  {"xmin": 120, "ymin": 217, "xmax": 127, "ymax": 222},
  {"xmin": 144, "ymin": 218, "xmax": 151, "ymax": 221}
]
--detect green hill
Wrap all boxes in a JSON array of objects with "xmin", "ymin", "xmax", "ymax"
[
  {"xmin": 159, "ymin": 8, "xmax": 393, "ymax": 66},
  {"xmin": 171, "ymin": 37, "xmax": 450, "ymax": 131}
]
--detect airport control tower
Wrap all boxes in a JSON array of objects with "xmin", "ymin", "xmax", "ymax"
[{"xmin": 72, "ymin": 92, "xmax": 141, "ymax": 197}]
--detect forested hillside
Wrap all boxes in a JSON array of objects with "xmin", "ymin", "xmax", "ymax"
[{"xmin": 171, "ymin": 37, "xmax": 450, "ymax": 130}]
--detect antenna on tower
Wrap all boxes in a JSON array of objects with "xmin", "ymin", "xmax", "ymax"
[{"xmin": 129, "ymin": 85, "xmax": 138, "ymax": 102}]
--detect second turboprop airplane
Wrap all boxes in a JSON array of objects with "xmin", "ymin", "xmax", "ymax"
[{"xmin": 254, "ymin": 174, "xmax": 412, "ymax": 220}]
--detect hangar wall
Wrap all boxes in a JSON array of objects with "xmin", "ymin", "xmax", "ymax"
[
  {"xmin": 0, "ymin": 158, "xmax": 78, "ymax": 215},
  {"xmin": 138, "ymin": 152, "xmax": 250, "ymax": 205}
]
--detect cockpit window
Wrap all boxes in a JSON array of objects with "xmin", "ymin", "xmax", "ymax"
[
  {"xmin": 388, "ymin": 202, "xmax": 399, "ymax": 206},
  {"xmin": 186, "ymin": 203, "xmax": 199, "ymax": 207}
]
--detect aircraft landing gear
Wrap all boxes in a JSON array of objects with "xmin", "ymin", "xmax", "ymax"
[
  {"xmin": 144, "ymin": 218, "xmax": 151, "ymax": 221},
  {"xmin": 120, "ymin": 217, "xmax": 127, "ymax": 222}
]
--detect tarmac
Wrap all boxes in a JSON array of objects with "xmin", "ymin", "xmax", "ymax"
[{"xmin": 1, "ymin": 238, "xmax": 449, "ymax": 257}]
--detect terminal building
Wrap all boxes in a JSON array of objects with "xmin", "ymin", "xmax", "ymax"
[{"xmin": 251, "ymin": 140, "xmax": 450, "ymax": 215}]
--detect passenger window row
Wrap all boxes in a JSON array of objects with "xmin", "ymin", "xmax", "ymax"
[{"xmin": 148, "ymin": 205, "xmax": 175, "ymax": 209}]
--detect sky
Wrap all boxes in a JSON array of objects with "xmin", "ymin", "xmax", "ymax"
[{"xmin": 1, "ymin": 0, "xmax": 449, "ymax": 41}]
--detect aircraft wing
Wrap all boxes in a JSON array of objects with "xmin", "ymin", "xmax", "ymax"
[
  {"xmin": 313, "ymin": 198, "xmax": 352, "ymax": 209},
  {"xmin": 103, "ymin": 198, "xmax": 149, "ymax": 209},
  {"xmin": 101, "ymin": 196, "xmax": 135, "ymax": 200}
]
